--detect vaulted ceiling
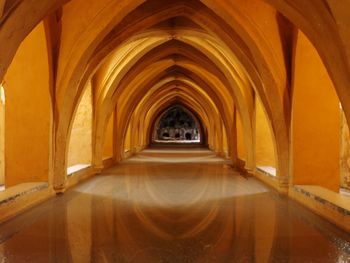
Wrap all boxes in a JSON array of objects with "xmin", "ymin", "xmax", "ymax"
[{"xmin": 0, "ymin": 0, "xmax": 350, "ymax": 193}]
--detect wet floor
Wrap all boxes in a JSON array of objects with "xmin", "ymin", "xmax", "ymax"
[{"xmin": 1, "ymin": 148, "xmax": 350, "ymax": 262}]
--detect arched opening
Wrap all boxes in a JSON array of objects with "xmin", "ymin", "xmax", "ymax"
[
  {"xmin": 67, "ymin": 81, "xmax": 93, "ymax": 175},
  {"xmin": 236, "ymin": 110, "xmax": 247, "ymax": 169},
  {"xmin": 151, "ymin": 105, "xmax": 205, "ymax": 145},
  {"xmin": 2, "ymin": 21, "xmax": 52, "ymax": 188},
  {"xmin": 102, "ymin": 111, "xmax": 114, "ymax": 161},
  {"xmin": 291, "ymin": 30, "xmax": 341, "ymax": 192},
  {"xmin": 255, "ymin": 96, "xmax": 277, "ymax": 177}
]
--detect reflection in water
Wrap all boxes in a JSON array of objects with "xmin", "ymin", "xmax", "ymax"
[{"xmin": 1, "ymin": 149, "xmax": 350, "ymax": 262}]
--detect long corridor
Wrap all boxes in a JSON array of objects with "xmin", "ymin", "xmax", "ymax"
[{"xmin": 1, "ymin": 148, "xmax": 350, "ymax": 262}]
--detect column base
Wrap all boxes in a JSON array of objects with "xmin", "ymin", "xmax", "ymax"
[
  {"xmin": 54, "ymin": 185, "xmax": 66, "ymax": 195},
  {"xmin": 277, "ymin": 177, "xmax": 289, "ymax": 195}
]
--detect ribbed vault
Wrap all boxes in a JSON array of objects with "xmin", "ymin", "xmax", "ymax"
[{"xmin": 0, "ymin": 0, "xmax": 349, "ymax": 201}]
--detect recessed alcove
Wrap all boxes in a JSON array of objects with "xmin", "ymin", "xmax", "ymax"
[{"xmin": 151, "ymin": 105, "xmax": 205, "ymax": 145}]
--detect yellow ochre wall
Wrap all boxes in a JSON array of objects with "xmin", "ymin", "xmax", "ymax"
[
  {"xmin": 255, "ymin": 97, "xmax": 276, "ymax": 167},
  {"xmin": 222, "ymin": 123, "xmax": 228, "ymax": 156},
  {"xmin": 67, "ymin": 82, "xmax": 92, "ymax": 167},
  {"xmin": 236, "ymin": 113, "xmax": 246, "ymax": 162},
  {"xmin": 4, "ymin": 22, "xmax": 51, "ymax": 186},
  {"xmin": 292, "ymin": 30, "xmax": 340, "ymax": 192},
  {"xmin": 124, "ymin": 123, "xmax": 132, "ymax": 153},
  {"xmin": 103, "ymin": 112, "xmax": 114, "ymax": 159},
  {"xmin": 0, "ymin": 85, "xmax": 4, "ymax": 185}
]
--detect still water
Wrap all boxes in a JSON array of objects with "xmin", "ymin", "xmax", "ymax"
[{"xmin": 0, "ymin": 149, "xmax": 350, "ymax": 262}]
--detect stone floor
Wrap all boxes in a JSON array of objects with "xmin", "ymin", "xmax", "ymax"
[{"xmin": 0, "ymin": 148, "xmax": 350, "ymax": 262}]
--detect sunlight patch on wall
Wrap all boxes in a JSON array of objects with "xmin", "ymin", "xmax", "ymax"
[
  {"xmin": 340, "ymin": 107, "xmax": 350, "ymax": 191},
  {"xmin": 67, "ymin": 82, "xmax": 93, "ymax": 168}
]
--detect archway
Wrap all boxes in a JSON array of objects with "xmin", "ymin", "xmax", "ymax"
[{"xmin": 150, "ymin": 105, "xmax": 206, "ymax": 145}]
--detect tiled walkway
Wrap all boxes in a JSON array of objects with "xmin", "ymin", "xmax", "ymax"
[{"xmin": 0, "ymin": 148, "xmax": 350, "ymax": 262}]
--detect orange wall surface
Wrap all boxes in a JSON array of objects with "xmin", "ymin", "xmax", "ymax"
[
  {"xmin": 103, "ymin": 112, "xmax": 114, "ymax": 159},
  {"xmin": 124, "ymin": 124, "xmax": 132, "ymax": 152},
  {"xmin": 236, "ymin": 113, "xmax": 246, "ymax": 161},
  {"xmin": 68, "ymin": 82, "xmax": 93, "ymax": 167},
  {"xmin": 292, "ymin": 31, "xmax": 340, "ymax": 191},
  {"xmin": 222, "ymin": 123, "xmax": 228, "ymax": 155},
  {"xmin": 4, "ymin": 22, "xmax": 51, "ymax": 186},
  {"xmin": 0, "ymin": 88, "xmax": 4, "ymax": 185},
  {"xmin": 255, "ymin": 97, "xmax": 276, "ymax": 167}
]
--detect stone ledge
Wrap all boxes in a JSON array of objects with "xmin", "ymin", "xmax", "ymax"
[
  {"xmin": 67, "ymin": 164, "xmax": 90, "ymax": 176},
  {"xmin": 0, "ymin": 182, "xmax": 53, "ymax": 223},
  {"xmin": 0, "ymin": 183, "xmax": 48, "ymax": 206},
  {"xmin": 256, "ymin": 166, "xmax": 276, "ymax": 177},
  {"xmin": 254, "ymin": 170, "xmax": 279, "ymax": 191},
  {"xmin": 290, "ymin": 185, "xmax": 350, "ymax": 232},
  {"xmin": 293, "ymin": 185, "xmax": 350, "ymax": 216},
  {"xmin": 103, "ymin": 157, "xmax": 115, "ymax": 170},
  {"xmin": 63, "ymin": 161, "xmax": 116, "ymax": 193},
  {"xmin": 66, "ymin": 165, "xmax": 96, "ymax": 189}
]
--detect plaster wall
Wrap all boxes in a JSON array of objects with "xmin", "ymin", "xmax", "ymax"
[
  {"xmin": 292, "ymin": 31, "xmax": 340, "ymax": 192},
  {"xmin": 255, "ymin": 97, "xmax": 276, "ymax": 167},
  {"xmin": 103, "ymin": 112, "xmax": 114, "ymax": 159},
  {"xmin": 237, "ymin": 0, "xmax": 288, "ymax": 85},
  {"xmin": 58, "ymin": 0, "xmax": 120, "ymax": 81},
  {"xmin": 0, "ymin": 0, "xmax": 4, "ymax": 18},
  {"xmin": 67, "ymin": 82, "xmax": 92, "ymax": 167},
  {"xmin": 206, "ymin": 0, "xmax": 288, "ymax": 97},
  {"xmin": 0, "ymin": 87, "xmax": 4, "ymax": 185},
  {"xmin": 222, "ymin": 123, "xmax": 228, "ymax": 153},
  {"xmin": 4, "ymin": 22, "xmax": 51, "ymax": 187},
  {"xmin": 237, "ymin": 113, "xmax": 246, "ymax": 161},
  {"xmin": 340, "ymin": 109, "xmax": 350, "ymax": 190},
  {"xmin": 124, "ymin": 124, "xmax": 131, "ymax": 152}
]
